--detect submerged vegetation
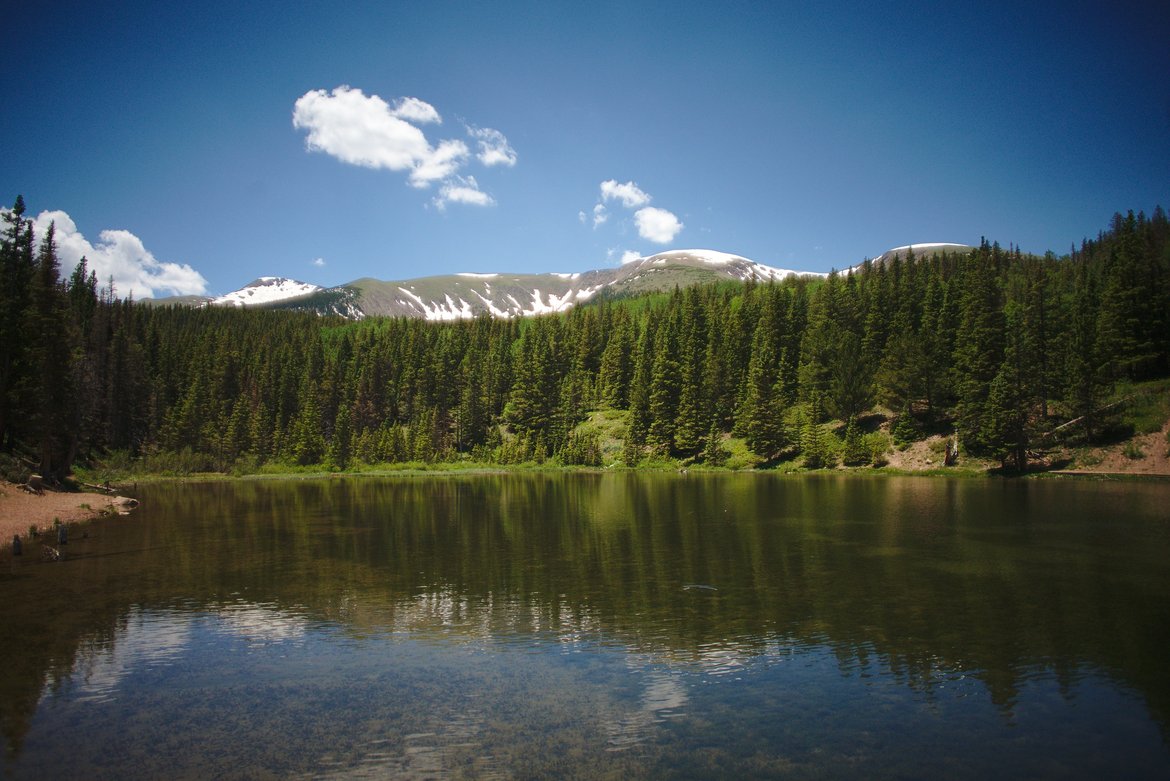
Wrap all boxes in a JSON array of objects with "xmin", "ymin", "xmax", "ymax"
[{"xmin": 2, "ymin": 194, "xmax": 1168, "ymax": 480}]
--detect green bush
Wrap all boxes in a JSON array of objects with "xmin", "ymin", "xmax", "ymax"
[
  {"xmin": 801, "ymin": 415, "xmax": 836, "ymax": 469},
  {"xmin": 558, "ymin": 431, "xmax": 602, "ymax": 466},
  {"xmin": 891, "ymin": 413, "xmax": 920, "ymax": 449},
  {"xmin": 863, "ymin": 432, "xmax": 891, "ymax": 467},
  {"xmin": 141, "ymin": 447, "xmax": 216, "ymax": 475},
  {"xmin": 841, "ymin": 417, "xmax": 869, "ymax": 466},
  {"xmin": 0, "ymin": 453, "xmax": 30, "ymax": 484}
]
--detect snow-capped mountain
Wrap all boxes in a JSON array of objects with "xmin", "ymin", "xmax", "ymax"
[
  {"xmin": 209, "ymin": 277, "xmax": 321, "ymax": 307},
  {"xmin": 853, "ymin": 243, "xmax": 974, "ymax": 271},
  {"xmin": 624, "ymin": 249, "xmax": 813, "ymax": 282},
  {"xmin": 160, "ymin": 244, "xmax": 970, "ymax": 321},
  {"xmin": 304, "ymin": 249, "xmax": 823, "ymax": 320}
]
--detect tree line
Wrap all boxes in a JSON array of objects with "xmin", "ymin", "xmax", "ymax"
[{"xmin": 2, "ymin": 194, "xmax": 1167, "ymax": 479}]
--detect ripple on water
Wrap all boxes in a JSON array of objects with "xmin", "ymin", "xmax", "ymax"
[{"xmin": 70, "ymin": 607, "xmax": 193, "ymax": 704}]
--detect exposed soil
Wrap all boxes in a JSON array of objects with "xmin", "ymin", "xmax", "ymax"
[
  {"xmin": 877, "ymin": 421, "xmax": 1170, "ymax": 477},
  {"xmin": 0, "ymin": 482, "xmax": 138, "ymax": 550},
  {"xmin": 879, "ymin": 434, "xmax": 997, "ymax": 473},
  {"xmin": 1053, "ymin": 420, "xmax": 1170, "ymax": 476}
]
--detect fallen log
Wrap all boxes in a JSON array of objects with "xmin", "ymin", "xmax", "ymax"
[{"xmin": 1036, "ymin": 395, "xmax": 1135, "ymax": 442}]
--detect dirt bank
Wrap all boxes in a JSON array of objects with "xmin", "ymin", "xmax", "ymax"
[{"xmin": 0, "ymin": 481, "xmax": 138, "ymax": 548}]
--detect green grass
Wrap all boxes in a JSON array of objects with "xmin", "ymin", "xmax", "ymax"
[
  {"xmin": 720, "ymin": 435, "xmax": 762, "ymax": 470},
  {"xmin": 570, "ymin": 409, "xmax": 630, "ymax": 466},
  {"xmin": 1123, "ymin": 440, "xmax": 1146, "ymax": 460},
  {"xmin": 1116, "ymin": 377, "xmax": 1170, "ymax": 435}
]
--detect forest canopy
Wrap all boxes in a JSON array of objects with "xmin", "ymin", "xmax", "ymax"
[{"xmin": 2, "ymin": 195, "xmax": 1168, "ymax": 479}]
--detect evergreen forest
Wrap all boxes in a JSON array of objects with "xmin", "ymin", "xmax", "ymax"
[{"xmin": 2, "ymin": 194, "xmax": 1168, "ymax": 480}]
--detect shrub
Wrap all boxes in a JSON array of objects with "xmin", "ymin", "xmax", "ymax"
[
  {"xmin": 801, "ymin": 415, "xmax": 836, "ymax": 469},
  {"xmin": 841, "ymin": 417, "xmax": 869, "ymax": 466},
  {"xmin": 1123, "ymin": 440, "xmax": 1146, "ymax": 460},
  {"xmin": 891, "ymin": 413, "xmax": 920, "ymax": 450},
  {"xmin": 0, "ymin": 453, "xmax": 30, "ymax": 484},
  {"xmin": 558, "ymin": 431, "xmax": 602, "ymax": 466},
  {"xmin": 863, "ymin": 431, "xmax": 891, "ymax": 467}
]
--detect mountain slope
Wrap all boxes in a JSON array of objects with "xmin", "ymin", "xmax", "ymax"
[
  {"xmin": 210, "ymin": 277, "xmax": 321, "ymax": 307},
  {"xmin": 153, "ymin": 245, "xmax": 974, "ymax": 320},
  {"xmin": 191, "ymin": 249, "xmax": 823, "ymax": 320},
  {"xmin": 855, "ymin": 243, "xmax": 975, "ymax": 270}
]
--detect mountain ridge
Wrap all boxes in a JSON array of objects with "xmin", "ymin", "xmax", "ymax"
[{"xmin": 150, "ymin": 245, "xmax": 970, "ymax": 320}]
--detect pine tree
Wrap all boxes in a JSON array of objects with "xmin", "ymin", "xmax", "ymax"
[
  {"xmin": 288, "ymin": 377, "xmax": 326, "ymax": 465},
  {"xmin": 647, "ymin": 305, "xmax": 682, "ymax": 454},
  {"xmin": 0, "ymin": 195, "xmax": 35, "ymax": 450},
  {"xmin": 1062, "ymin": 261, "xmax": 1112, "ymax": 440},
  {"xmin": 626, "ymin": 319, "xmax": 654, "ymax": 450},
  {"xmin": 737, "ymin": 296, "xmax": 788, "ymax": 460},
  {"xmin": 981, "ymin": 302, "xmax": 1035, "ymax": 471},
  {"xmin": 28, "ymin": 223, "xmax": 79, "ymax": 479},
  {"xmin": 597, "ymin": 311, "xmax": 633, "ymax": 408},
  {"xmin": 800, "ymin": 405, "xmax": 832, "ymax": 469},
  {"xmin": 673, "ymin": 287, "xmax": 708, "ymax": 455},
  {"xmin": 505, "ymin": 318, "xmax": 559, "ymax": 435},
  {"xmin": 700, "ymin": 419, "xmax": 728, "ymax": 466},
  {"xmin": 953, "ymin": 242, "xmax": 1006, "ymax": 453},
  {"xmin": 841, "ymin": 416, "xmax": 868, "ymax": 466},
  {"xmin": 328, "ymin": 402, "xmax": 353, "ymax": 469}
]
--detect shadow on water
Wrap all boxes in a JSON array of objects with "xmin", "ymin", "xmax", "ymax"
[{"xmin": 1, "ymin": 472, "xmax": 1169, "ymax": 778}]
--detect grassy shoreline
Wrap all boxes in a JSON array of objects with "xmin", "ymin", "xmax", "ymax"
[{"xmin": 72, "ymin": 459, "xmax": 1056, "ymax": 487}]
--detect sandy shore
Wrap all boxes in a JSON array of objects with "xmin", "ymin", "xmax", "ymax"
[{"xmin": 1, "ymin": 481, "xmax": 138, "ymax": 547}]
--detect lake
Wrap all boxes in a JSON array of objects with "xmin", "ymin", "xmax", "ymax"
[{"xmin": 2, "ymin": 473, "xmax": 1169, "ymax": 779}]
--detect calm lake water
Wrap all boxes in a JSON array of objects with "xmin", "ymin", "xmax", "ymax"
[{"xmin": 2, "ymin": 473, "xmax": 1169, "ymax": 779}]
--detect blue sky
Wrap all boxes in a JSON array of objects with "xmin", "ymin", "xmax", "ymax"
[{"xmin": 2, "ymin": 0, "xmax": 1167, "ymax": 298}]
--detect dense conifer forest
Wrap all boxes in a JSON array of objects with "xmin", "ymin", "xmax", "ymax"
[{"xmin": 2, "ymin": 195, "xmax": 1168, "ymax": 480}]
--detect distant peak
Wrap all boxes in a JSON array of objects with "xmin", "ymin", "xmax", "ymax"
[
  {"xmin": 648, "ymin": 249, "xmax": 750, "ymax": 265},
  {"xmin": 211, "ymin": 277, "xmax": 321, "ymax": 307},
  {"xmin": 883, "ymin": 243, "xmax": 969, "ymax": 254},
  {"xmin": 635, "ymin": 249, "xmax": 824, "ymax": 280}
]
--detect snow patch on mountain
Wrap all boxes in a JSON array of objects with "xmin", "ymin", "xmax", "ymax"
[
  {"xmin": 211, "ymin": 277, "xmax": 321, "ymax": 307},
  {"xmin": 202, "ymin": 246, "xmax": 829, "ymax": 321},
  {"xmin": 524, "ymin": 289, "xmax": 579, "ymax": 316},
  {"xmin": 638, "ymin": 249, "xmax": 824, "ymax": 281},
  {"xmin": 884, "ymin": 243, "xmax": 969, "ymax": 254},
  {"xmin": 654, "ymin": 249, "xmax": 743, "ymax": 266}
]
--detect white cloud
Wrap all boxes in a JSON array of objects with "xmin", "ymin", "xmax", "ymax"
[
  {"xmin": 293, "ymin": 86, "xmax": 434, "ymax": 173},
  {"xmin": 312, "ymin": 257, "xmax": 326, "ymax": 267},
  {"xmin": 29, "ymin": 210, "xmax": 208, "ymax": 299},
  {"xmin": 292, "ymin": 86, "xmax": 467, "ymax": 188},
  {"xmin": 389, "ymin": 96, "xmax": 442, "ymax": 124},
  {"xmin": 469, "ymin": 126, "xmax": 517, "ymax": 167},
  {"xmin": 620, "ymin": 250, "xmax": 642, "ymax": 264},
  {"xmin": 293, "ymin": 86, "xmax": 517, "ymax": 204},
  {"xmin": 634, "ymin": 207, "xmax": 684, "ymax": 243},
  {"xmin": 408, "ymin": 138, "xmax": 470, "ymax": 187},
  {"xmin": 578, "ymin": 210, "xmax": 587, "ymax": 224},
  {"xmin": 433, "ymin": 176, "xmax": 496, "ymax": 210},
  {"xmin": 600, "ymin": 179, "xmax": 651, "ymax": 208},
  {"xmin": 592, "ymin": 203, "xmax": 608, "ymax": 228}
]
